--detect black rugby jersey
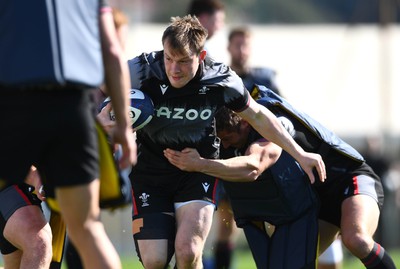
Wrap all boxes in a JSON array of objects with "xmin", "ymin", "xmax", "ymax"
[
  {"xmin": 255, "ymin": 85, "xmax": 381, "ymax": 188},
  {"xmin": 127, "ymin": 51, "xmax": 250, "ymax": 161},
  {"xmin": 220, "ymin": 129, "xmax": 317, "ymax": 226},
  {"xmin": 240, "ymin": 67, "xmax": 281, "ymax": 96}
]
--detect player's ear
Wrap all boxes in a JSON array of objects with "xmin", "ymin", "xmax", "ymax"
[
  {"xmin": 240, "ymin": 119, "xmax": 251, "ymax": 131},
  {"xmin": 199, "ymin": 50, "xmax": 207, "ymax": 61}
]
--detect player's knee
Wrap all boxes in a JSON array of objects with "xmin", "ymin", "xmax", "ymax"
[
  {"xmin": 133, "ymin": 213, "xmax": 176, "ymax": 268},
  {"xmin": 141, "ymin": 255, "xmax": 169, "ymax": 269},
  {"xmin": 36, "ymin": 229, "xmax": 52, "ymax": 252},
  {"xmin": 21, "ymin": 222, "xmax": 52, "ymax": 250},
  {"xmin": 175, "ymin": 238, "xmax": 202, "ymax": 266},
  {"xmin": 341, "ymin": 231, "xmax": 372, "ymax": 256},
  {"xmin": 22, "ymin": 227, "xmax": 52, "ymax": 263}
]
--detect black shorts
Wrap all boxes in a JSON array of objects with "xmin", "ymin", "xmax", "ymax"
[
  {"xmin": 242, "ymin": 205, "xmax": 319, "ymax": 269},
  {"xmin": 0, "ymin": 88, "xmax": 99, "ymax": 197},
  {"xmin": 0, "ymin": 184, "xmax": 42, "ymax": 254},
  {"xmin": 316, "ymin": 163, "xmax": 384, "ymax": 227},
  {"xmin": 130, "ymin": 167, "xmax": 219, "ymax": 216}
]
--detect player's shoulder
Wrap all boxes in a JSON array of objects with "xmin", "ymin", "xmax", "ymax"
[
  {"xmin": 201, "ymin": 57, "xmax": 243, "ymax": 87},
  {"xmin": 127, "ymin": 51, "xmax": 166, "ymax": 87}
]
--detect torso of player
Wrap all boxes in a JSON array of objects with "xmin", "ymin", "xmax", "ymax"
[{"xmin": 128, "ymin": 51, "xmax": 249, "ymax": 159}]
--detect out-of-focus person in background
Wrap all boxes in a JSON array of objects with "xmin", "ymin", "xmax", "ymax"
[
  {"xmin": 187, "ymin": 0, "xmax": 225, "ymax": 59},
  {"xmin": 112, "ymin": 7, "xmax": 130, "ymax": 53},
  {"xmin": 227, "ymin": 27, "xmax": 280, "ymax": 95}
]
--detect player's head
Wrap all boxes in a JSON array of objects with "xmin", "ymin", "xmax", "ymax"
[
  {"xmin": 215, "ymin": 107, "xmax": 251, "ymax": 149},
  {"xmin": 228, "ymin": 27, "xmax": 252, "ymax": 68},
  {"xmin": 187, "ymin": 0, "xmax": 225, "ymax": 40},
  {"xmin": 162, "ymin": 15, "xmax": 208, "ymax": 88}
]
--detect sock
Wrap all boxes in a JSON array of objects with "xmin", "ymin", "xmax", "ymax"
[
  {"xmin": 361, "ymin": 242, "xmax": 397, "ymax": 269},
  {"xmin": 215, "ymin": 241, "xmax": 233, "ymax": 269}
]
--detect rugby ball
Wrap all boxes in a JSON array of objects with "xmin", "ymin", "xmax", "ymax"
[{"xmin": 101, "ymin": 89, "xmax": 154, "ymax": 130}]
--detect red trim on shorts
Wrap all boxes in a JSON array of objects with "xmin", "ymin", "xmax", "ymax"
[
  {"xmin": 212, "ymin": 178, "xmax": 219, "ymax": 204},
  {"xmin": 352, "ymin": 176, "xmax": 359, "ymax": 194},
  {"xmin": 13, "ymin": 185, "xmax": 32, "ymax": 205},
  {"xmin": 131, "ymin": 188, "xmax": 138, "ymax": 215}
]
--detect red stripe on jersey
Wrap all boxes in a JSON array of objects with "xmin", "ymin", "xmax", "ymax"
[
  {"xmin": 13, "ymin": 185, "xmax": 32, "ymax": 205},
  {"xmin": 352, "ymin": 176, "xmax": 359, "ymax": 194}
]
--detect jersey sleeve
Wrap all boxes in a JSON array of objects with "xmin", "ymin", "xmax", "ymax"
[
  {"xmin": 202, "ymin": 60, "xmax": 251, "ymax": 112},
  {"xmin": 223, "ymin": 73, "xmax": 251, "ymax": 112},
  {"xmin": 127, "ymin": 51, "xmax": 166, "ymax": 89}
]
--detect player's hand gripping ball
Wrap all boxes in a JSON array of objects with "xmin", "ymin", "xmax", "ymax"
[{"xmin": 101, "ymin": 89, "xmax": 154, "ymax": 130}]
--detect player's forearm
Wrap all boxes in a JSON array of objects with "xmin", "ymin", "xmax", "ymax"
[
  {"xmin": 103, "ymin": 52, "xmax": 131, "ymax": 128},
  {"xmin": 100, "ymin": 11, "xmax": 131, "ymax": 128},
  {"xmin": 198, "ymin": 156, "xmax": 260, "ymax": 182}
]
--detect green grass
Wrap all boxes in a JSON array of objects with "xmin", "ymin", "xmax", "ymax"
[
  {"xmin": 3, "ymin": 247, "xmax": 400, "ymax": 268},
  {"xmin": 121, "ymin": 247, "xmax": 400, "ymax": 268}
]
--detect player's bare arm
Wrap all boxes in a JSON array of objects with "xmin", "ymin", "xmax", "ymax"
[
  {"xmin": 237, "ymin": 97, "xmax": 326, "ymax": 183},
  {"xmin": 100, "ymin": 9, "xmax": 136, "ymax": 168},
  {"xmin": 164, "ymin": 140, "xmax": 280, "ymax": 182}
]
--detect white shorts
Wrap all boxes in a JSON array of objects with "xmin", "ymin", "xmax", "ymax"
[{"xmin": 319, "ymin": 238, "xmax": 343, "ymax": 264}]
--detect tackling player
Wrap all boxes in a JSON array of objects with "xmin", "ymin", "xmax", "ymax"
[
  {"xmin": 164, "ymin": 106, "xmax": 320, "ymax": 269},
  {"xmin": 255, "ymin": 85, "xmax": 396, "ymax": 269}
]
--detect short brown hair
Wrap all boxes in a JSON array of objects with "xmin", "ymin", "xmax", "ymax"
[
  {"xmin": 162, "ymin": 15, "xmax": 208, "ymax": 56},
  {"xmin": 215, "ymin": 107, "xmax": 242, "ymax": 133}
]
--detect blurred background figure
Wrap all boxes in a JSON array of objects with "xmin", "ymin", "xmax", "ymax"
[
  {"xmin": 227, "ymin": 27, "xmax": 280, "ymax": 95},
  {"xmin": 112, "ymin": 7, "xmax": 130, "ymax": 52},
  {"xmin": 187, "ymin": 0, "xmax": 226, "ymax": 60}
]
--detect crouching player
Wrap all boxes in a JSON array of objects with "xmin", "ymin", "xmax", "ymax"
[
  {"xmin": 255, "ymin": 85, "xmax": 396, "ymax": 269},
  {"xmin": 164, "ymin": 106, "xmax": 320, "ymax": 269}
]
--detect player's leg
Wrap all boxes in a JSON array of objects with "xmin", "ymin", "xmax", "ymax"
[
  {"xmin": 175, "ymin": 201, "xmax": 215, "ymax": 269},
  {"xmin": 4, "ymin": 205, "xmax": 52, "ymax": 269},
  {"xmin": 318, "ymin": 220, "xmax": 340, "ymax": 254},
  {"xmin": 0, "ymin": 184, "xmax": 52, "ymax": 269},
  {"xmin": 56, "ymin": 180, "xmax": 121, "ymax": 269},
  {"xmin": 341, "ymin": 194, "xmax": 396, "ymax": 268},
  {"xmin": 132, "ymin": 212, "xmax": 176, "ymax": 269},
  {"xmin": 242, "ymin": 221, "xmax": 271, "ymax": 269},
  {"xmin": 214, "ymin": 197, "xmax": 238, "ymax": 269},
  {"xmin": 47, "ymin": 89, "xmax": 122, "ymax": 269},
  {"xmin": 2, "ymin": 250, "xmax": 22, "ymax": 269},
  {"xmin": 130, "ymin": 168, "xmax": 177, "ymax": 268},
  {"xmin": 269, "ymin": 206, "xmax": 319, "ymax": 269}
]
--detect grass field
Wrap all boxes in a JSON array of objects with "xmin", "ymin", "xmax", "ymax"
[
  {"xmin": 2, "ymin": 247, "xmax": 399, "ymax": 268},
  {"xmin": 113, "ymin": 247, "xmax": 400, "ymax": 268}
]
